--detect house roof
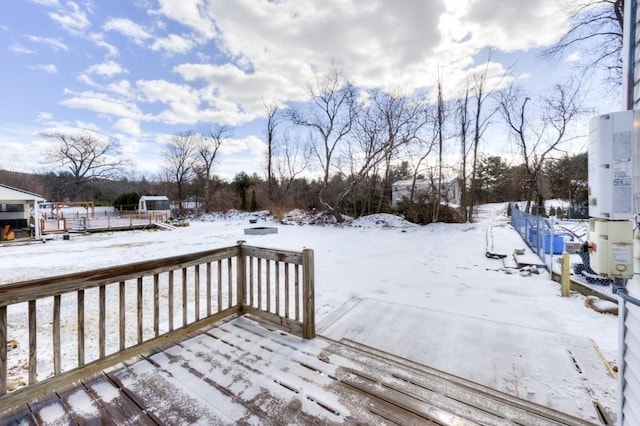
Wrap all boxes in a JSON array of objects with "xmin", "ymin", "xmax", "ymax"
[
  {"xmin": 140, "ymin": 195, "xmax": 169, "ymax": 200},
  {"xmin": 0, "ymin": 184, "xmax": 45, "ymax": 202}
]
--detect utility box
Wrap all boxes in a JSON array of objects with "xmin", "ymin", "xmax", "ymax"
[
  {"xmin": 588, "ymin": 218, "xmax": 634, "ymax": 278},
  {"xmin": 588, "ymin": 111, "xmax": 636, "ymax": 220}
]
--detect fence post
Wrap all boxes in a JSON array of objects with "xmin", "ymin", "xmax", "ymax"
[
  {"xmin": 302, "ymin": 248, "xmax": 315, "ymax": 339},
  {"xmin": 236, "ymin": 241, "xmax": 246, "ymax": 309},
  {"xmin": 561, "ymin": 251, "xmax": 571, "ymax": 297}
]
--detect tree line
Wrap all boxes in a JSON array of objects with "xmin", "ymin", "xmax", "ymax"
[{"xmin": 0, "ymin": 148, "xmax": 587, "ymax": 223}]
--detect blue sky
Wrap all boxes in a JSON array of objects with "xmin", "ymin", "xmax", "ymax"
[{"xmin": 0, "ymin": 0, "xmax": 617, "ymax": 180}]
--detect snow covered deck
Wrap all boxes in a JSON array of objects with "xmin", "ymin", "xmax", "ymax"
[
  {"xmin": 319, "ymin": 297, "xmax": 616, "ymax": 424},
  {"xmin": 0, "ymin": 315, "xmax": 599, "ymax": 425}
]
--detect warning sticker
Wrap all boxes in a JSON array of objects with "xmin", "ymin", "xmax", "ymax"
[{"xmin": 612, "ymin": 244, "xmax": 632, "ymax": 265}]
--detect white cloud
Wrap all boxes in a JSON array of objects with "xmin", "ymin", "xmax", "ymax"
[
  {"xmin": 37, "ymin": 112, "xmax": 54, "ymax": 121},
  {"xmin": 31, "ymin": 0, "xmax": 60, "ymax": 6},
  {"xmin": 30, "ymin": 64, "xmax": 58, "ymax": 73},
  {"xmin": 49, "ymin": 1, "xmax": 90, "ymax": 34},
  {"xmin": 89, "ymin": 33, "xmax": 119, "ymax": 57},
  {"xmin": 154, "ymin": 0, "xmax": 217, "ymax": 38},
  {"xmin": 445, "ymin": 0, "xmax": 570, "ymax": 52},
  {"xmin": 114, "ymin": 118, "xmax": 142, "ymax": 136},
  {"xmin": 106, "ymin": 80, "xmax": 133, "ymax": 97},
  {"xmin": 9, "ymin": 44, "xmax": 35, "ymax": 54},
  {"xmin": 77, "ymin": 74, "xmax": 96, "ymax": 86},
  {"xmin": 150, "ymin": 33, "xmax": 195, "ymax": 54},
  {"xmin": 103, "ymin": 18, "xmax": 152, "ymax": 46},
  {"xmin": 60, "ymin": 90, "xmax": 144, "ymax": 120},
  {"xmin": 565, "ymin": 51, "xmax": 582, "ymax": 63},
  {"xmin": 26, "ymin": 35, "xmax": 68, "ymax": 51},
  {"xmin": 137, "ymin": 79, "xmax": 200, "ymax": 105},
  {"xmin": 86, "ymin": 60, "xmax": 128, "ymax": 77}
]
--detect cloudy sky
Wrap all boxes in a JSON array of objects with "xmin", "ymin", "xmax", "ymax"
[{"xmin": 0, "ymin": 0, "xmax": 610, "ymax": 180}]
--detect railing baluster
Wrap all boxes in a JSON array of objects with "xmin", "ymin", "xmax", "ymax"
[
  {"xmin": 206, "ymin": 262, "xmax": 212, "ymax": 317},
  {"xmin": 249, "ymin": 257, "xmax": 254, "ymax": 307},
  {"xmin": 257, "ymin": 258, "xmax": 262, "ymax": 310},
  {"xmin": 285, "ymin": 263, "xmax": 290, "ymax": 319},
  {"xmin": 217, "ymin": 260, "xmax": 222, "ymax": 312},
  {"xmin": 227, "ymin": 258, "xmax": 232, "ymax": 309},
  {"xmin": 78, "ymin": 290, "xmax": 85, "ymax": 365},
  {"xmin": 99, "ymin": 285, "xmax": 105, "ymax": 358},
  {"xmin": 168, "ymin": 271, "xmax": 174, "ymax": 332},
  {"xmin": 137, "ymin": 277, "xmax": 143, "ymax": 344},
  {"xmin": 154, "ymin": 274, "xmax": 159, "ymax": 337},
  {"xmin": 194, "ymin": 265, "xmax": 200, "ymax": 321},
  {"xmin": 118, "ymin": 282, "xmax": 125, "ymax": 351},
  {"xmin": 28, "ymin": 300, "xmax": 36, "ymax": 385},
  {"xmin": 275, "ymin": 261, "xmax": 280, "ymax": 316},
  {"xmin": 0, "ymin": 306, "xmax": 6, "ymax": 395},
  {"xmin": 266, "ymin": 260, "xmax": 271, "ymax": 312},
  {"xmin": 295, "ymin": 264, "xmax": 300, "ymax": 321},
  {"xmin": 182, "ymin": 267, "xmax": 188, "ymax": 326},
  {"xmin": 53, "ymin": 295, "xmax": 61, "ymax": 375}
]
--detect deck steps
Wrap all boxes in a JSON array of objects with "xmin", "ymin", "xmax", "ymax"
[{"xmin": 0, "ymin": 315, "xmax": 600, "ymax": 425}]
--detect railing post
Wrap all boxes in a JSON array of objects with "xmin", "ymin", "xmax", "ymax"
[
  {"xmin": 1, "ymin": 306, "xmax": 6, "ymax": 396},
  {"xmin": 236, "ymin": 241, "xmax": 246, "ymax": 310},
  {"xmin": 302, "ymin": 248, "xmax": 315, "ymax": 339}
]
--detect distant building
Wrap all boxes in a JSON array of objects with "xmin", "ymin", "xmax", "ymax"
[
  {"xmin": 391, "ymin": 179, "xmax": 461, "ymax": 207},
  {"xmin": 0, "ymin": 184, "xmax": 45, "ymax": 239},
  {"xmin": 138, "ymin": 195, "xmax": 171, "ymax": 221}
]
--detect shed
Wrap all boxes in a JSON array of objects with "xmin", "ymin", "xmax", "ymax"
[
  {"xmin": 138, "ymin": 195, "xmax": 171, "ymax": 221},
  {"xmin": 0, "ymin": 184, "xmax": 45, "ymax": 240}
]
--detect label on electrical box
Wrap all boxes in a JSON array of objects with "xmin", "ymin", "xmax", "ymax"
[
  {"xmin": 612, "ymin": 244, "xmax": 632, "ymax": 265},
  {"xmin": 612, "ymin": 130, "xmax": 633, "ymax": 216}
]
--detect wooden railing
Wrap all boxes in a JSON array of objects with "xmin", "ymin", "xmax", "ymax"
[{"xmin": 0, "ymin": 241, "xmax": 314, "ymax": 409}]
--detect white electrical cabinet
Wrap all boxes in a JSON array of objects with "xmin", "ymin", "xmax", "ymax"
[
  {"xmin": 588, "ymin": 111, "xmax": 635, "ymax": 220},
  {"xmin": 588, "ymin": 219, "xmax": 634, "ymax": 278}
]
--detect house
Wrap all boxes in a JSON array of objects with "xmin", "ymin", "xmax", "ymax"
[
  {"xmin": 0, "ymin": 184, "xmax": 45, "ymax": 240},
  {"xmin": 391, "ymin": 178, "xmax": 461, "ymax": 207}
]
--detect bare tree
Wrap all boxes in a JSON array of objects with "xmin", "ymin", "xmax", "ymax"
[
  {"xmin": 332, "ymin": 90, "xmax": 425, "ymax": 218},
  {"xmin": 43, "ymin": 131, "xmax": 128, "ymax": 199},
  {"xmin": 164, "ymin": 132, "xmax": 197, "ymax": 215},
  {"xmin": 288, "ymin": 67, "xmax": 359, "ymax": 221},
  {"xmin": 456, "ymin": 86, "xmax": 472, "ymax": 222},
  {"xmin": 543, "ymin": 0, "xmax": 624, "ymax": 88},
  {"xmin": 197, "ymin": 125, "xmax": 228, "ymax": 213},
  {"xmin": 432, "ymin": 78, "xmax": 448, "ymax": 222},
  {"xmin": 273, "ymin": 131, "xmax": 310, "ymax": 204},
  {"xmin": 466, "ymin": 58, "xmax": 505, "ymax": 222},
  {"xmin": 372, "ymin": 89, "xmax": 427, "ymax": 213},
  {"xmin": 498, "ymin": 80, "xmax": 585, "ymax": 212},
  {"xmin": 264, "ymin": 101, "xmax": 280, "ymax": 202}
]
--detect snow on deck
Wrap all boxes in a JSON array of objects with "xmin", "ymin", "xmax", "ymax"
[
  {"xmin": 318, "ymin": 297, "xmax": 616, "ymax": 424},
  {"xmin": 1, "ymin": 315, "xmax": 597, "ymax": 426}
]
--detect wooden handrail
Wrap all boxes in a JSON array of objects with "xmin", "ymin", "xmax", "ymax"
[{"xmin": 0, "ymin": 242, "xmax": 315, "ymax": 409}]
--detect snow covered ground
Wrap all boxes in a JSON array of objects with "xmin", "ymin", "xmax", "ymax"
[{"xmin": 0, "ymin": 202, "xmax": 619, "ymax": 421}]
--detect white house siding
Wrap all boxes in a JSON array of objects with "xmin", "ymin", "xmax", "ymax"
[{"xmin": 620, "ymin": 1, "xmax": 640, "ymax": 424}]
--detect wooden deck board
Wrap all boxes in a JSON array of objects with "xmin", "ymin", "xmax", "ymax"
[
  {"xmin": 81, "ymin": 374, "xmax": 157, "ymax": 425},
  {"xmin": 0, "ymin": 315, "xmax": 601, "ymax": 425},
  {"xmin": 0, "ymin": 403, "xmax": 36, "ymax": 425}
]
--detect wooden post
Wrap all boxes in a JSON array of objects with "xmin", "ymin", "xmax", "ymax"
[
  {"xmin": 302, "ymin": 248, "xmax": 315, "ymax": 339},
  {"xmin": 561, "ymin": 251, "xmax": 570, "ymax": 297},
  {"xmin": 236, "ymin": 241, "xmax": 246, "ymax": 311},
  {"xmin": 1, "ymin": 306, "xmax": 7, "ymax": 395}
]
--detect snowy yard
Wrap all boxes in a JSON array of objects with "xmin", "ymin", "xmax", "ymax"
[{"xmin": 0, "ymin": 203, "xmax": 618, "ymax": 421}]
